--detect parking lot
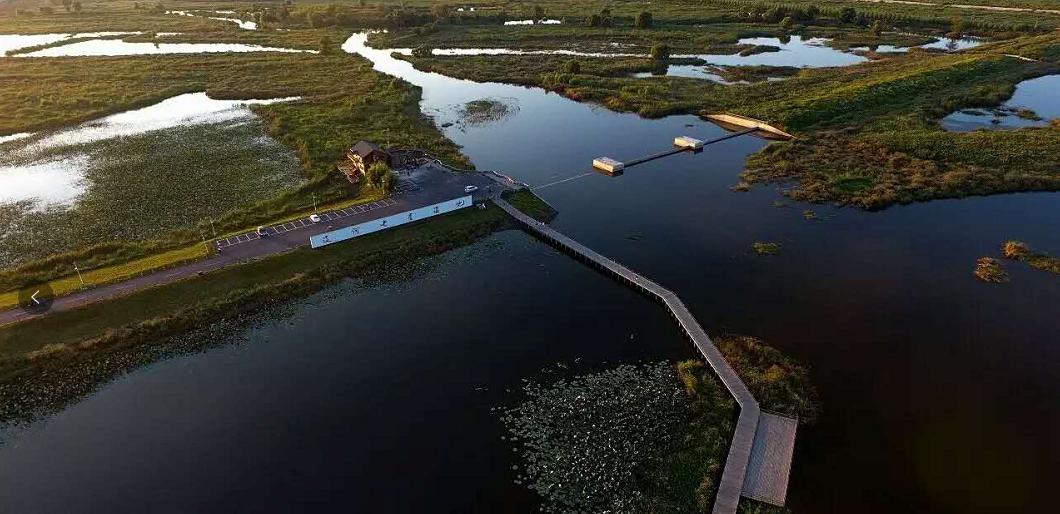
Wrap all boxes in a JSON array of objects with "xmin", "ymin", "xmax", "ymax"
[{"xmin": 215, "ymin": 198, "xmax": 399, "ymax": 249}]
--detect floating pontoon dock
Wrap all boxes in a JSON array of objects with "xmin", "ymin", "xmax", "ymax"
[
  {"xmin": 591, "ymin": 157, "xmax": 625, "ymax": 174},
  {"xmin": 595, "ymin": 129, "xmax": 757, "ymax": 173}
]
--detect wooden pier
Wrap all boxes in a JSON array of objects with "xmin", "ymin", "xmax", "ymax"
[
  {"xmin": 494, "ymin": 197, "xmax": 796, "ymax": 514},
  {"xmin": 704, "ymin": 113, "xmax": 794, "ymax": 141}
]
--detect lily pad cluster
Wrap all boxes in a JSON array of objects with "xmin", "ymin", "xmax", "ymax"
[{"xmin": 502, "ymin": 362, "xmax": 731, "ymax": 513}]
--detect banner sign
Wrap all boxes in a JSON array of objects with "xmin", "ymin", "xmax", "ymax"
[{"xmin": 310, "ymin": 195, "xmax": 473, "ymax": 249}]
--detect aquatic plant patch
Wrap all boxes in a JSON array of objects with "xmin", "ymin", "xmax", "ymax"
[
  {"xmin": 1001, "ymin": 240, "xmax": 1060, "ymax": 275},
  {"xmin": 974, "ymin": 257, "xmax": 1009, "ymax": 283},
  {"xmin": 457, "ymin": 97, "xmax": 520, "ymax": 127},
  {"xmin": 501, "ymin": 361, "xmax": 733, "ymax": 513},
  {"xmin": 0, "ymin": 118, "xmax": 303, "ymax": 267}
]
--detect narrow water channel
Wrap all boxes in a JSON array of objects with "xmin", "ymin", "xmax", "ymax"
[{"xmin": 0, "ymin": 32, "xmax": 1057, "ymax": 514}]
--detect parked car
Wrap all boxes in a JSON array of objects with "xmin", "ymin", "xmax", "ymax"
[
  {"xmin": 464, "ymin": 185, "xmax": 479, "ymax": 193},
  {"xmin": 309, "ymin": 214, "xmax": 322, "ymax": 223},
  {"xmin": 256, "ymin": 226, "xmax": 269, "ymax": 237}
]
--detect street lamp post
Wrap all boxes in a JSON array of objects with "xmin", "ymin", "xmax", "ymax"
[{"xmin": 74, "ymin": 263, "xmax": 85, "ymax": 287}]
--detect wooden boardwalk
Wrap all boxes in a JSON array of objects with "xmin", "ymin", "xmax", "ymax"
[{"xmin": 494, "ymin": 197, "xmax": 774, "ymax": 514}]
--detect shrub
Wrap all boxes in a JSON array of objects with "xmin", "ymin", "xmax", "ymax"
[
  {"xmin": 563, "ymin": 60, "xmax": 581, "ymax": 74},
  {"xmin": 1002, "ymin": 240, "xmax": 1031, "ymax": 259},
  {"xmin": 650, "ymin": 43, "xmax": 670, "ymax": 61},
  {"xmin": 635, "ymin": 11, "xmax": 652, "ymax": 29},
  {"xmin": 411, "ymin": 45, "xmax": 433, "ymax": 58},
  {"xmin": 318, "ymin": 35, "xmax": 335, "ymax": 55},
  {"xmin": 974, "ymin": 257, "xmax": 1008, "ymax": 283},
  {"xmin": 839, "ymin": 7, "xmax": 857, "ymax": 24}
]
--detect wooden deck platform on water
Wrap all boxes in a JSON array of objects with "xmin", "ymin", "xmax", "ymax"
[
  {"xmin": 743, "ymin": 412, "xmax": 799, "ymax": 506},
  {"xmin": 494, "ymin": 197, "xmax": 796, "ymax": 514},
  {"xmin": 705, "ymin": 113, "xmax": 794, "ymax": 141}
]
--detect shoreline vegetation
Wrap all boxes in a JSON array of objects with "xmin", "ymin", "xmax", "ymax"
[
  {"xmin": 0, "ymin": 190, "xmax": 552, "ymax": 425},
  {"xmin": 502, "ymin": 335, "xmax": 816, "ymax": 513}
]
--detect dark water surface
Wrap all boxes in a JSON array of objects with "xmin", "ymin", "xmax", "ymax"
[
  {"xmin": 0, "ymin": 234, "xmax": 691, "ymax": 513},
  {"xmin": 1, "ymin": 33, "xmax": 1058, "ymax": 514}
]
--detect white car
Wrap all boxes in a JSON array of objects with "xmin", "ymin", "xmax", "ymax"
[
  {"xmin": 309, "ymin": 214, "xmax": 322, "ymax": 223},
  {"xmin": 464, "ymin": 185, "xmax": 479, "ymax": 193}
]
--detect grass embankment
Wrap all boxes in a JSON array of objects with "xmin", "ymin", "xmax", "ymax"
[
  {"xmin": 396, "ymin": 22, "xmax": 1060, "ymax": 208},
  {"xmin": 505, "ymin": 189, "xmax": 558, "ymax": 222},
  {"xmin": 0, "ymin": 190, "xmax": 388, "ymax": 310},
  {"xmin": 0, "ymin": 31, "xmax": 469, "ymax": 281},
  {"xmin": 502, "ymin": 334, "xmax": 815, "ymax": 513},
  {"xmin": 0, "ymin": 199, "xmax": 528, "ymax": 422}
]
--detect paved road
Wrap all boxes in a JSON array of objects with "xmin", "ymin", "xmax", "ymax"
[{"xmin": 0, "ymin": 164, "xmax": 501, "ymax": 327}]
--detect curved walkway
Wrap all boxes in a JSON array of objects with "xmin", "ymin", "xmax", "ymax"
[{"xmin": 494, "ymin": 197, "xmax": 766, "ymax": 514}]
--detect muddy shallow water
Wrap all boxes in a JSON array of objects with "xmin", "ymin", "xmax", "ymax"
[{"xmin": 0, "ymin": 32, "xmax": 1057, "ymax": 514}]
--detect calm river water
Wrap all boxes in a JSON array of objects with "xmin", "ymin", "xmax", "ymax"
[{"xmin": 0, "ymin": 33, "xmax": 1057, "ymax": 514}]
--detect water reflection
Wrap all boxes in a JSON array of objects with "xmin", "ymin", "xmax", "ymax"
[
  {"xmin": 17, "ymin": 38, "xmax": 311, "ymax": 57},
  {"xmin": 941, "ymin": 74, "xmax": 1060, "ymax": 131},
  {"xmin": 849, "ymin": 36, "xmax": 983, "ymax": 53},
  {"xmin": 503, "ymin": 19, "xmax": 562, "ymax": 25},
  {"xmin": 0, "ymin": 93, "xmax": 300, "ymax": 207},
  {"xmin": 0, "ymin": 157, "xmax": 89, "ymax": 208},
  {"xmin": 0, "ymin": 32, "xmax": 141, "ymax": 55},
  {"xmin": 167, "ymin": 9, "xmax": 258, "ymax": 30},
  {"xmin": 404, "ymin": 35, "xmax": 867, "ymax": 69}
]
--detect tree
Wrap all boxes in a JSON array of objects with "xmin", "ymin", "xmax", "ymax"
[
  {"xmin": 870, "ymin": 20, "xmax": 883, "ymax": 37},
  {"xmin": 634, "ymin": 11, "xmax": 652, "ymax": 29},
  {"xmin": 779, "ymin": 16, "xmax": 793, "ymax": 31},
  {"xmin": 411, "ymin": 45, "xmax": 433, "ymax": 57},
  {"xmin": 650, "ymin": 43, "xmax": 670, "ymax": 61},
  {"xmin": 763, "ymin": 7, "xmax": 784, "ymax": 23},
  {"xmin": 365, "ymin": 161, "xmax": 395, "ymax": 190},
  {"xmin": 839, "ymin": 7, "xmax": 857, "ymax": 24},
  {"xmin": 564, "ymin": 60, "xmax": 581, "ymax": 74},
  {"xmin": 431, "ymin": 3, "xmax": 450, "ymax": 21},
  {"xmin": 533, "ymin": 6, "xmax": 545, "ymax": 20},
  {"xmin": 318, "ymin": 35, "xmax": 335, "ymax": 54},
  {"xmin": 950, "ymin": 16, "xmax": 965, "ymax": 36},
  {"xmin": 585, "ymin": 14, "xmax": 601, "ymax": 27}
]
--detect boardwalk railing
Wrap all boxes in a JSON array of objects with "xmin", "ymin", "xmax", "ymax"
[{"xmin": 494, "ymin": 198, "xmax": 761, "ymax": 514}]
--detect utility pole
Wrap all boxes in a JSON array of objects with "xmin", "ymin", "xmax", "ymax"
[
  {"xmin": 201, "ymin": 232, "xmax": 209, "ymax": 255},
  {"xmin": 209, "ymin": 219, "xmax": 216, "ymax": 237},
  {"xmin": 73, "ymin": 263, "xmax": 85, "ymax": 287},
  {"xmin": 385, "ymin": 128, "xmax": 390, "ymax": 147},
  {"xmin": 312, "ymin": 192, "xmax": 318, "ymax": 213}
]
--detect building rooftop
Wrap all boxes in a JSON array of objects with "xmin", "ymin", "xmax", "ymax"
[{"xmin": 350, "ymin": 140, "xmax": 387, "ymax": 158}]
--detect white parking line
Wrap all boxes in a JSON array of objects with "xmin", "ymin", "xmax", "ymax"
[{"xmin": 216, "ymin": 198, "xmax": 406, "ymax": 248}]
